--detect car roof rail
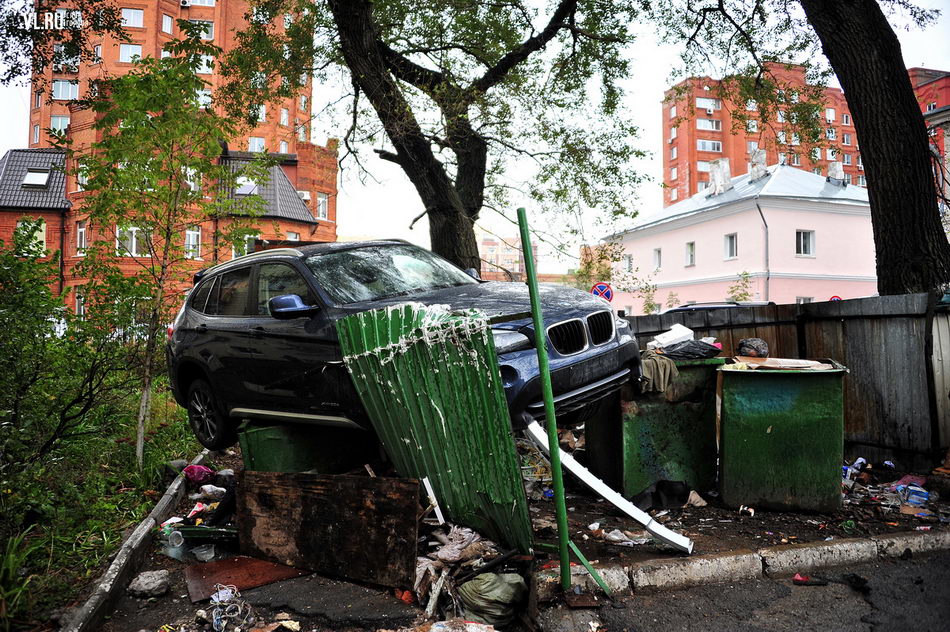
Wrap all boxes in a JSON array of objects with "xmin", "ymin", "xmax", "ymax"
[{"xmin": 193, "ymin": 247, "xmax": 304, "ymax": 283}]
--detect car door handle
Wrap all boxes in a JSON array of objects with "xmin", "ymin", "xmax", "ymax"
[
  {"xmin": 195, "ymin": 324, "xmax": 207, "ymax": 333},
  {"xmin": 248, "ymin": 326, "xmax": 266, "ymax": 337}
]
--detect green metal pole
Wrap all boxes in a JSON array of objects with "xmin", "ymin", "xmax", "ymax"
[{"xmin": 517, "ymin": 207, "xmax": 571, "ymax": 591}]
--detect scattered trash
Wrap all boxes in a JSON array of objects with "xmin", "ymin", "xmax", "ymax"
[
  {"xmin": 457, "ymin": 572, "xmax": 527, "ymax": 627},
  {"xmin": 792, "ymin": 573, "xmax": 828, "ymax": 586},
  {"xmin": 916, "ymin": 526, "xmax": 932, "ymax": 531},
  {"xmin": 128, "ymin": 569, "xmax": 171, "ymax": 598},
  {"xmin": 738, "ymin": 505, "xmax": 755, "ymax": 518},
  {"xmin": 647, "ymin": 324, "xmax": 694, "ymax": 350},
  {"xmin": 660, "ymin": 339, "xmax": 721, "ymax": 360},
  {"xmin": 684, "ymin": 491, "xmax": 708, "ymax": 508},
  {"xmin": 427, "ymin": 619, "xmax": 496, "ymax": 632},
  {"xmin": 602, "ymin": 529, "xmax": 651, "ymax": 547},
  {"xmin": 736, "ymin": 338, "xmax": 769, "ymax": 358},
  {"xmin": 192, "ymin": 544, "xmax": 216, "ymax": 562},
  {"xmin": 192, "ymin": 484, "xmax": 228, "ymax": 501},
  {"xmin": 183, "ymin": 464, "xmax": 215, "ymax": 485},
  {"xmin": 891, "ymin": 475, "xmax": 928, "ymax": 491},
  {"xmin": 207, "ymin": 583, "xmax": 253, "ymax": 632}
]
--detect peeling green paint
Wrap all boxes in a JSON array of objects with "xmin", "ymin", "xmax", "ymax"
[{"xmin": 337, "ymin": 303, "xmax": 533, "ymax": 552}]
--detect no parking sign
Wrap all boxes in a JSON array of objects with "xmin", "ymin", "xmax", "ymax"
[{"xmin": 591, "ymin": 282, "xmax": 614, "ymax": 302}]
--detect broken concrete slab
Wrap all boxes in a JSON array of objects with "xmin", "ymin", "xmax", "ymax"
[{"xmin": 242, "ymin": 574, "xmax": 419, "ymax": 629}]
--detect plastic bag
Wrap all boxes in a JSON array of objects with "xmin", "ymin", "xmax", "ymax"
[{"xmin": 659, "ymin": 339, "xmax": 721, "ymax": 360}]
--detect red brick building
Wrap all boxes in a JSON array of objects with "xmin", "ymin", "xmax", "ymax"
[
  {"xmin": 6, "ymin": 0, "xmax": 338, "ymax": 302},
  {"xmin": 662, "ymin": 64, "xmax": 949, "ymax": 206}
]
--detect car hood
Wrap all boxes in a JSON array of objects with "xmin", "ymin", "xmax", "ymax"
[{"xmin": 344, "ymin": 281, "xmax": 613, "ymax": 324}]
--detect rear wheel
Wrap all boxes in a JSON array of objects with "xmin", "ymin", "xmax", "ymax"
[{"xmin": 186, "ymin": 379, "xmax": 237, "ymax": 450}]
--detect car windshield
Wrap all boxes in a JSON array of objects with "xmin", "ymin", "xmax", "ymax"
[{"xmin": 305, "ymin": 243, "xmax": 478, "ymax": 305}]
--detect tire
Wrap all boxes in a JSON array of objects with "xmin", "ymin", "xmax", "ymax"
[{"xmin": 186, "ymin": 379, "xmax": 237, "ymax": 450}]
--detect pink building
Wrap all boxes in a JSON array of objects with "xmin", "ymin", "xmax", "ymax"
[{"xmin": 612, "ymin": 161, "xmax": 877, "ymax": 314}]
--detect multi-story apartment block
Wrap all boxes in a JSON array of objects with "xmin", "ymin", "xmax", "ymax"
[
  {"xmin": 478, "ymin": 231, "xmax": 537, "ymax": 281},
  {"xmin": 662, "ymin": 63, "xmax": 949, "ymax": 206},
  {"xmin": 5, "ymin": 0, "xmax": 338, "ymax": 300}
]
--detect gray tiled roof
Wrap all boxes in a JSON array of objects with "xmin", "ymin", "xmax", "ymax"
[
  {"xmin": 224, "ymin": 157, "xmax": 318, "ymax": 225},
  {"xmin": 0, "ymin": 148, "xmax": 69, "ymax": 211}
]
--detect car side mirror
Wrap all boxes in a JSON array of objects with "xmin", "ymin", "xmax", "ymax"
[
  {"xmin": 464, "ymin": 267, "xmax": 481, "ymax": 280},
  {"xmin": 268, "ymin": 294, "xmax": 318, "ymax": 319}
]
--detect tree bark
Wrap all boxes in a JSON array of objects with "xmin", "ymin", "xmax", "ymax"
[{"xmin": 799, "ymin": 0, "xmax": 950, "ymax": 294}]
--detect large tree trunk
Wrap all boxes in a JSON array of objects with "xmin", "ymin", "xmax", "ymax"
[
  {"xmin": 799, "ymin": 0, "xmax": 950, "ymax": 294},
  {"xmin": 327, "ymin": 0, "xmax": 479, "ymax": 269}
]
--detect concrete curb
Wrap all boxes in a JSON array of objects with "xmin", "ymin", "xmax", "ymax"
[
  {"xmin": 61, "ymin": 450, "xmax": 209, "ymax": 632},
  {"xmin": 536, "ymin": 529, "xmax": 950, "ymax": 598}
]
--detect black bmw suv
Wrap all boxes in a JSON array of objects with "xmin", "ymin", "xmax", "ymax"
[{"xmin": 168, "ymin": 240, "xmax": 640, "ymax": 449}]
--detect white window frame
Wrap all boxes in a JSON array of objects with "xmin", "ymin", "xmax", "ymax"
[
  {"xmin": 826, "ymin": 148, "xmax": 836, "ymax": 161},
  {"xmin": 685, "ymin": 241, "xmax": 695, "ymax": 267},
  {"xmin": 857, "ymin": 175, "xmax": 867, "ymax": 187},
  {"xmin": 299, "ymin": 94, "xmax": 308, "ymax": 110},
  {"xmin": 297, "ymin": 120, "xmax": 307, "ymax": 142},
  {"xmin": 119, "ymin": 43, "xmax": 142, "ymax": 63},
  {"xmin": 670, "ymin": 167, "xmax": 678, "ymax": 180},
  {"xmin": 747, "ymin": 141, "xmax": 759, "ymax": 154},
  {"xmin": 23, "ymin": 169, "xmax": 50, "ymax": 187},
  {"xmin": 279, "ymin": 140, "xmax": 289, "ymax": 153},
  {"xmin": 842, "ymin": 133, "xmax": 852, "ymax": 146},
  {"xmin": 121, "ymin": 8, "xmax": 144, "ymax": 28},
  {"xmin": 16, "ymin": 219, "xmax": 46, "ymax": 250},
  {"xmin": 76, "ymin": 220, "xmax": 87, "ymax": 255},
  {"xmin": 162, "ymin": 14, "xmax": 173, "ymax": 34},
  {"xmin": 669, "ymin": 105, "xmax": 676, "ymax": 119},
  {"xmin": 232, "ymin": 234, "xmax": 259, "ymax": 259},
  {"xmin": 197, "ymin": 55, "xmax": 213, "ymax": 74},
  {"xmin": 286, "ymin": 231, "xmax": 301, "ymax": 241},
  {"xmin": 791, "ymin": 153, "xmax": 801, "ymax": 166},
  {"xmin": 280, "ymin": 108, "xmax": 289, "ymax": 126},
  {"xmin": 825, "ymin": 107, "xmax": 836, "ymax": 122},
  {"xmin": 745, "ymin": 99, "xmax": 756, "ymax": 111},
  {"xmin": 652, "ymin": 247, "xmax": 662, "ymax": 270},
  {"xmin": 670, "ymin": 146, "xmax": 677, "ymax": 160},
  {"xmin": 52, "ymin": 80, "xmax": 79, "ymax": 100},
  {"xmin": 256, "ymin": 104, "xmax": 266, "ymax": 122},
  {"xmin": 926, "ymin": 102, "xmax": 937, "ymax": 112},
  {"xmin": 795, "ymin": 230, "xmax": 815, "ymax": 257},
  {"xmin": 697, "ymin": 139, "xmax": 722, "ymax": 152},
  {"xmin": 190, "ymin": 19, "xmax": 214, "ymax": 40},
  {"xmin": 697, "ymin": 160, "xmax": 711, "ymax": 172},
  {"xmin": 235, "ymin": 177, "xmax": 257, "ymax": 196},
  {"xmin": 75, "ymin": 288, "xmax": 86, "ymax": 318},
  {"xmin": 696, "ymin": 97, "xmax": 720, "ymax": 110},
  {"xmin": 796, "ymin": 297, "xmax": 814, "ymax": 304},
  {"xmin": 696, "ymin": 118, "xmax": 722, "ymax": 131},
  {"xmin": 670, "ymin": 126, "xmax": 677, "ymax": 139},
  {"xmin": 724, "ymin": 233, "xmax": 738, "ymax": 260},
  {"xmin": 670, "ymin": 188, "xmax": 678, "ymax": 201},
  {"xmin": 777, "ymin": 110, "xmax": 786, "ymax": 123},
  {"xmin": 746, "ymin": 120, "xmax": 758, "ymax": 133},
  {"xmin": 622, "ymin": 254, "xmax": 633, "ymax": 273},
  {"xmin": 116, "ymin": 225, "xmax": 149, "ymax": 257},
  {"xmin": 826, "ymin": 127, "xmax": 837, "ymax": 140},
  {"xmin": 191, "ymin": 0, "xmax": 215, "ymax": 5},
  {"xmin": 185, "ymin": 226, "xmax": 202, "ymax": 260},
  {"xmin": 50, "ymin": 115, "xmax": 70, "ymax": 134},
  {"xmin": 196, "ymin": 89, "xmax": 212, "ymax": 108},
  {"xmin": 843, "ymin": 153, "xmax": 852, "ymax": 166},
  {"xmin": 248, "ymin": 137, "xmax": 266, "ymax": 152},
  {"xmin": 316, "ymin": 192, "xmax": 329, "ymax": 219},
  {"xmin": 32, "ymin": 124, "xmax": 40, "ymax": 144},
  {"xmin": 842, "ymin": 113, "xmax": 851, "ymax": 125}
]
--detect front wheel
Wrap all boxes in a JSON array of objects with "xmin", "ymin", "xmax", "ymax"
[{"xmin": 186, "ymin": 379, "xmax": 237, "ymax": 450}]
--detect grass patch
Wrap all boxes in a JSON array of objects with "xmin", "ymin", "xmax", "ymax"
[{"xmin": 0, "ymin": 380, "xmax": 200, "ymax": 628}]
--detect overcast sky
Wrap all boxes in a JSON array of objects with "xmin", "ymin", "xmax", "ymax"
[{"xmin": 1, "ymin": 3, "xmax": 948, "ymax": 272}]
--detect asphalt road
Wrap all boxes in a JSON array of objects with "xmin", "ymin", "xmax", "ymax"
[{"xmin": 594, "ymin": 550, "xmax": 950, "ymax": 632}]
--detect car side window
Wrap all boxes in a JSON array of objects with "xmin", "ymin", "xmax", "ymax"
[
  {"xmin": 190, "ymin": 278, "xmax": 214, "ymax": 313},
  {"xmin": 210, "ymin": 267, "xmax": 252, "ymax": 316},
  {"xmin": 256, "ymin": 263, "xmax": 315, "ymax": 315}
]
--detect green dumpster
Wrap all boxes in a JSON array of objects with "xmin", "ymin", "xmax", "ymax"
[
  {"xmin": 238, "ymin": 421, "xmax": 377, "ymax": 474},
  {"xmin": 719, "ymin": 360, "xmax": 846, "ymax": 513},
  {"xmin": 622, "ymin": 358, "xmax": 723, "ymax": 498}
]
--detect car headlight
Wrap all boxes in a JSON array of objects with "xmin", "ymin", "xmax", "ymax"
[{"xmin": 492, "ymin": 330, "xmax": 532, "ymax": 355}]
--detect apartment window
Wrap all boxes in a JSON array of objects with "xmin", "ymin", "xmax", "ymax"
[
  {"xmin": 183, "ymin": 167, "xmax": 200, "ymax": 192},
  {"xmin": 75, "ymin": 288, "xmax": 86, "ymax": 318},
  {"xmin": 191, "ymin": 0, "xmax": 216, "ymax": 5},
  {"xmin": 235, "ymin": 177, "xmax": 257, "ymax": 196},
  {"xmin": 669, "ymin": 105, "xmax": 676, "ymax": 119},
  {"xmin": 697, "ymin": 180, "xmax": 708, "ymax": 191},
  {"xmin": 697, "ymin": 139, "xmax": 722, "ymax": 152},
  {"xmin": 16, "ymin": 219, "xmax": 46, "ymax": 250},
  {"xmin": 777, "ymin": 110, "xmax": 786, "ymax": 123},
  {"xmin": 50, "ymin": 115, "xmax": 70, "ymax": 134},
  {"xmin": 724, "ymin": 233, "xmax": 737, "ymax": 259},
  {"xmin": 842, "ymin": 133, "xmax": 852, "ymax": 146},
  {"xmin": 825, "ymin": 127, "xmax": 836, "ymax": 140},
  {"xmin": 670, "ymin": 188, "xmax": 678, "ymax": 201},
  {"xmin": 76, "ymin": 221, "xmax": 87, "ymax": 255},
  {"xmin": 685, "ymin": 242, "xmax": 695, "ymax": 267},
  {"xmin": 826, "ymin": 148, "xmax": 836, "ymax": 161},
  {"xmin": 34, "ymin": 91, "xmax": 42, "ymax": 108},
  {"xmin": 842, "ymin": 113, "xmax": 851, "ymax": 126},
  {"xmin": 696, "ymin": 118, "xmax": 721, "ymax": 131},
  {"xmin": 162, "ymin": 14, "xmax": 173, "ymax": 33},
  {"xmin": 622, "ymin": 254, "xmax": 633, "ymax": 273},
  {"xmin": 316, "ymin": 192, "xmax": 329, "ymax": 219},
  {"xmin": 190, "ymin": 20, "xmax": 214, "ymax": 40},
  {"xmin": 53, "ymin": 43, "xmax": 79, "ymax": 71},
  {"xmin": 284, "ymin": 14, "xmax": 293, "ymax": 28},
  {"xmin": 777, "ymin": 131, "xmax": 787, "ymax": 144},
  {"xmin": 843, "ymin": 153, "xmax": 852, "ymax": 165},
  {"xmin": 297, "ymin": 120, "xmax": 307, "ymax": 142},
  {"xmin": 747, "ymin": 141, "xmax": 759, "ymax": 154},
  {"xmin": 697, "ymin": 160, "xmax": 712, "ymax": 172},
  {"xmin": 652, "ymin": 248, "xmax": 662, "ymax": 270},
  {"xmin": 745, "ymin": 99, "xmax": 756, "ymax": 111},
  {"xmin": 119, "ymin": 44, "xmax": 142, "ymax": 63},
  {"xmin": 299, "ymin": 95, "xmax": 308, "ymax": 110},
  {"xmin": 696, "ymin": 97, "xmax": 720, "ymax": 110},
  {"xmin": 791, "ymin": 133, "xmax": 800, "ymax": 146},
  {"xmin": 811, "ymin": 147, "xmax": 821, "ymax": 162},
  {"xmin": 161, "ymin": 49, "xmax": 172, "ymax": 59},
  {"xmin": 857, "ymin": 154, "xmax": 863, "ymax": 170},
  {"xmin": 857, "ymin": 175, "xmax": 867, "ymax": 186},
  {"xmin": 116, "ymin": 225, "xmax": 148, "ymax": 257},
  {"xmin": 825, "ymin": 107, "xmax": 836, "ymax": 122},
  {"xmin": 791, "ymin": 153, "xmax": 801, "ymax": 166},
  {"xmin": 196, "ymin": 90, "xmax": 212, "ymax": 107},
  {"xmin": 256, "ymin": 104, "xmax": 266, "ymax": 122},
  {"xmin": 248, "ymin": 137, "xmax": 265, "ymax": 152},
  {"xmin": 32, "ymin": 124, "xmax": 40, "ymax": 144},
  {"xmin": 813, "ymin": 167, "xmax": 822, "ymax": 176},
  {"xmin": 670, "ymin": 167, "xmax": 678, "ymax": 180},
  {"xmin": 184, "ymin": 226, "xmax": 201, "ymax": 259},
  {"xmin": 121, "ymin": 8, "xmax": 143, "ymax": 27},
  {"xmin": 279, "ymin": 140, "xmax": 289, "ymax": 153},
  {"xmin": 670, "ymin": 146, "xmax": 677, "ymax": 160},
  {"xmin": 670, "ymin": 126, "xmax": 677, "ymax": 139},
  {"xmin": 796, "ymin": 230, "xmax": 815, "ymax": 256},
  {"xmin": 197, "ymin": 55, "xmax": 213, "ymax": 74},
  {"xmin": 926, "ymin": 102, "xmax": 937, "ymax": 112},
  {"xmin": 93, "ymin": 44, "xmax": 102, "ymax": 63},
  {"xmin": 280, "ymin": 108, "xmax": 289, "ymax": 126},
  {"xmin": 796, "ymin": 297, "xmax": 814, "ymax": 304},
  {"xmin": 844, "ymin": 174, "xmax": 852, "ymax": 184},
  {"xmin": 52, "ymin": 80, "xmax": 79, "ymax": 100},
  {"xmin": 745, "ymin": 119, "xmax": 758, "ymax": 133},
  {"xmin": 286, "ymin": 231, "xmax": 300, "ymax": 241}
]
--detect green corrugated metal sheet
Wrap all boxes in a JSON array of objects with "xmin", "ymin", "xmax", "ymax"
[{"xmin": 336, "ymin": 303, "xmax": 533, "ymax": 552}]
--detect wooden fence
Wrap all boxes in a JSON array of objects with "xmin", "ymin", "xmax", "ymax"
[{"xmin": 624, "ymin": 293, "xmax": 950, "ymax": 468}]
